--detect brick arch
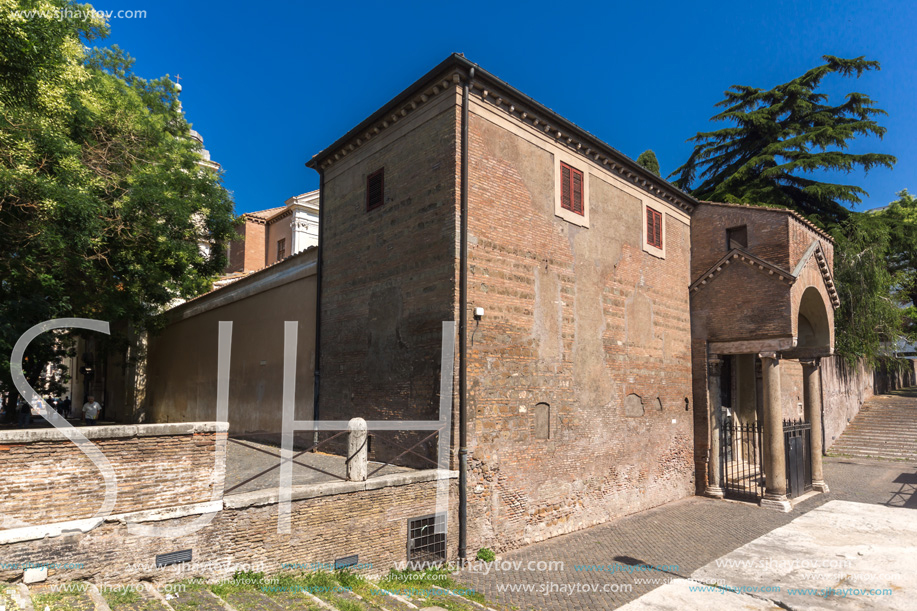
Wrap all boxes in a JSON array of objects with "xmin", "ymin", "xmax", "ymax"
[{"xmin": 797, "ymin": 285, "xmax": 831, "ymax": 350}]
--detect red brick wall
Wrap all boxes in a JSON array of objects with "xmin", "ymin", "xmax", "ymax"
[
  {"xmin": 0, "ymin": 424, "xmax": 225, "ymax": 527},
  {"xmin": 226, "ymin": 219, "xmax": 267, "ymax": 273},
  {"xmin": 462, "ymin": 107, "xmax": 695, "ymax": 551},
  {"xmin": 691, "ymin": 205, "xmax": 790, "ymax": 278}
]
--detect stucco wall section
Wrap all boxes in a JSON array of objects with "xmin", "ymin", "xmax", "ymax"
[{"xmin": 147, "ymin": 253, "xmax": 316, "ymax": 435}]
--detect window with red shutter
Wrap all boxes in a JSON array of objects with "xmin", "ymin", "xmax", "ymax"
[
  {"xmin": 366, "ymin": 168, "xmax": 384, "ymax": 211},
  {"xmin": 646, "ymin": 207, "xmax": 663, "ymax": 249},
  {"xmin": 560, "ymin": 162, "xmax": 584, "ymax": 216}
]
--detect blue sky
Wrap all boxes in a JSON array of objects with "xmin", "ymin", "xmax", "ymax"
[{"xmin": 97, "ymin": 0, "xmax": 916, "ymax": 215}]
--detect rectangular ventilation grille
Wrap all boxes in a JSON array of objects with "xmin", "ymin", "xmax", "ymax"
[
  {"xmin": 407, "ymin": 513, "xmax": 446, "ymax": 563},
  {"xmin": 155, "ymin": 549, "xmax": 192, "ymax": 567},
  {"xmin": 334, "ymin": 555, "xmax": 359, "ymax": 570}
]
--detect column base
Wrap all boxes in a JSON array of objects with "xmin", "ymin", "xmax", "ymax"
[
  {"xmin": 760, "ymin": 494, "xmax": 792, "ymax": 512},
  {"xmin": 812, "ymin": 480, "xmax": 830, "ymax": 493},
  {"xmin": 704, "ymin": 485, "xmax": 725, "ymax": 499}
]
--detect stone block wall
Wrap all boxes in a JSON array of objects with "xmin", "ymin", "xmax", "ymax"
[{"xmin": 0, "ymin": 423, "xmax": 226, "ymax": 529}]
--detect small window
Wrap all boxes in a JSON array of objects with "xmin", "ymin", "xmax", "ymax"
[
  {"xmin": 560, "ymin": 162, "xmax": 584, "ymax": 216},
  {"xmin": 646, "ymin": 207, "xmax": 663, "ymax": 249},
  {"xmin": 276, "ymin": 238, "xmax": 286, "ymax": 260},
  {"xmin": 366, "ymin": 168, "xmax": 385, "ymax": 211},
  {"xmin": 727, "ymin": 225, "xmax": 748, "ymax": 250}
]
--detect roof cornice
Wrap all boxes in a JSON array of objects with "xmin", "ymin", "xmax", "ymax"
[{"xmin": 306, "ymin": 54, "xmax": 698, "ymax": 213}]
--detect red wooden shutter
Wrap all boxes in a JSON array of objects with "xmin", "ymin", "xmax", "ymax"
[
  {"xmin": 560, "ymin": 163, "xmax": 584, "ymax": 216},
  {"xmin": 561, "ymin": 164, "xmax": 572, "ymax": 211},
  {"xmin": 647, "ymin": 207, "xmax": 662, "ymax": 248},
  {"xmin": 572, "ymin": 168, "xmax": 583, "ymax": 215}
]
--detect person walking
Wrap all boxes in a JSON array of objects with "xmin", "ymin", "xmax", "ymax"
[
  {"xmin": 61, "ymin": 396, "xmax": 71, "ymax": 418},
  {"xmin": 83, "ymin": 395, "xmax": 101, "ymax": 426},
  {"xmin": 17, "ymin": 398, "xmax": 31, "ymax": 428}
]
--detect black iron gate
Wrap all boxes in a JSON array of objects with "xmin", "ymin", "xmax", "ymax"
[
  {"xmin": 784, "ymin": 419, "xmax": 812, "ymax": 499},
  {"xmin": 721, "ymin": 419, "xmax": 765, "ymax": 501}
]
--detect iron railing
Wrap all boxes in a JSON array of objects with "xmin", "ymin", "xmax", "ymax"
[{"xmin": 721, "ymin": 419, "xmax": 765, "ymax": 501}]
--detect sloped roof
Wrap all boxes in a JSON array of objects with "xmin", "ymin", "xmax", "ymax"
[
  {"xmin": 244, "ymin": 206, "xmax": 287, "ymax": 220},
  {"xmin": 690, "ymin": 241, "xmax": 839, "ymax": 309}
]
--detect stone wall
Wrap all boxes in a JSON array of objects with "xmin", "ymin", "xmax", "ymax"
[
  {"xmin": 0, "ymin": 472, "xmax": 457, "ymax": 584},
  {"xmin": 0, "ymin": 423, "xmax": 226, "ymax": 530}
]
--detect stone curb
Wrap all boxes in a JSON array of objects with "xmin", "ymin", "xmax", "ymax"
[{"xmin": 0, "ymin": 422, "xmax": 228, "ymax": 443}]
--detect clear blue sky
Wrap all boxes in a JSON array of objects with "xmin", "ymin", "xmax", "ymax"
[{"xmin": 97, "ymin": 0, "xmax": 916, "ymax": 215}]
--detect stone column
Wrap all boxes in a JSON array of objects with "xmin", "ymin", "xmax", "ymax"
[
  {"xmin": 802, "ymin": 359, "xmax": 829, "ymax": 493},
  {"xmin": 346, "ymin": 417, "xmax": 368, "ymax": 482},
  {"xmin": 705, "ymin": 355, "xmax": 725, "ymax": 498},
  {"xmin": 760, "ymin": 353, "xmax": 791, "ymax": 512}
]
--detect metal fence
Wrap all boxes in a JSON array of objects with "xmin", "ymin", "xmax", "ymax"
[{"xmin": 721, "ymin": 419, "xmax": 765, "ymax": 501}]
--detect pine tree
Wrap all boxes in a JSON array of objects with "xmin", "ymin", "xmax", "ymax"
[
  {"xmin": 636, "ymin": 150, "xmax": 660, "ymax": 176},
  {"xmin": 670, "ymin": 56, "xmax": 895, "ymax": 225}
]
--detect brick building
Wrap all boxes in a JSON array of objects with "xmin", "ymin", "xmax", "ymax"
[
  {"xmin": 225, "ymin": 190, "xmax": 319, "ymax": 273},
  {"xmin": 305, "ymin": 54, "xmax": 840, "ymax": 553}
]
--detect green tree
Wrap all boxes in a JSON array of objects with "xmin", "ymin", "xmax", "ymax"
[
  {"xmin": 830, "ymin": 213, "xmax": 905, "ymax": 365},
  {"xmin": 875, "ymin": 190, "xmax": 917, "ymax": 334},
  {"xmin": 670, "ymin": 56, "xmax": 895, "ymax": 225},
  {"xmin": 0, "ymin": 1, "xmax": 236, "ymax": 397},
  {"xmin": 636, "ymin": 150, "xmax": 660, "ymax": 176}
]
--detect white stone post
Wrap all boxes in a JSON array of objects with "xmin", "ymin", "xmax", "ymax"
[{"xmin": 346, "ymin": 417, "xmax": 368, "ymax": 482}]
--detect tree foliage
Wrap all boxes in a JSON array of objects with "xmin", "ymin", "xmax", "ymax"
[
  {"xmin": 0, "ymin": 0, "xmax": 236, "ymax": 395},
  {"xmin": 670, "ymin": 56, "xmax": 896, "ymax": 225},
  {"xmin": 636, "ymin": 150, "xmax": 660, "ymax": 176},
  {"xmin": 830, "ymin": 213, "xmax": 904, "ymax": 365},
  {"xmin": 875, "ymin": 190, "xmax": 917, "ymax": 335}
]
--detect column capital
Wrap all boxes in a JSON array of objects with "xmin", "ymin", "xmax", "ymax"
[
  {"xmin": 800, "ymin": 358, "xmax": 821, "ymax": 370},
  {"xmin": 758, "ymin": 351, "xmax": 779, "ymax": 362},
  {"xmin": 707, "ymin": 355, "xmax": 723, "ymax": 377}
]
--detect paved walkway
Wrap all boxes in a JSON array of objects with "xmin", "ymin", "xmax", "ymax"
[
  {"xmin": 619, "ymin": 499, "xmax": 917, "ymax": 610},
  {"xmin": 457, "ymin": 456, "xmax": 917, "ymax": 610},
  {"xmin": 224, "ymin": 438, "xmax": 411, "ymax": 494}
]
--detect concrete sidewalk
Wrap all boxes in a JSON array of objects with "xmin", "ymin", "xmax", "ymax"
[
  {"xmin": 620, "ymin": 500, "xmax": 917, "ymax": 610},
  {"xmin": 456, "ymin": 457, "xmax": 917, "ymax": 610}
]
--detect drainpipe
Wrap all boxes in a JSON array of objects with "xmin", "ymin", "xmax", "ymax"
[
  {"xmin": 313, "ymin": 168, "xmax": 325, "ymax": 437},
  {"xmin": 459, "ymin": 66, "xmax": 474, "ymax": 561}
]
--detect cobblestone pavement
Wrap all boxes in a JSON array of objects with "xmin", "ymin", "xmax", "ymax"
[
  {"xmin": 457, "ymin": 456, "xmax": 917, "ymax": 611},
  {"xmin": 224, "ymin": 438, "xmax": 411, "ymax": 494}
]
